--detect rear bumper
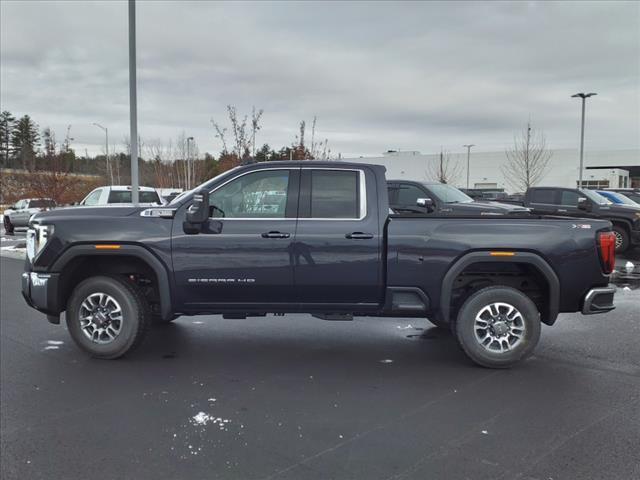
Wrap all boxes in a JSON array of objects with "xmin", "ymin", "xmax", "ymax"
[
  {"xmin": 582, "ymin": 285, "xmax": 616, "ymax": 315},
  {"xmin": 21, "ymin": 271, "xmax": 62, "ymax": 318}
]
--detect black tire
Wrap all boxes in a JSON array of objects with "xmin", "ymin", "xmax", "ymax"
[
  {"xmin": 452, "ymin": 286, "xmax": 541, "ymax": 369},
  {"xmin": 66, "ymin": 275, "xmax": 151, "ymax": 359},
  {"xmin": 612, "ymin": 225, "xmax": 629, "ymax": 253},
  {"xmin": 3, "ymin": 216, "xmax": 14, "ymax": 235}
]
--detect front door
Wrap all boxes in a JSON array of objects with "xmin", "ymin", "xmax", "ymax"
[
  {"xmin": 293, "ymin": 168, "xmax": 382, "ymax": 310},
  {"xmin": 172, "ymin": 168, "xmax": 299, "ymax": 310}
]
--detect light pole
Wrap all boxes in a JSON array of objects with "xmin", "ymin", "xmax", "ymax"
[
  {"xmin": 93, "ymin": 123, "xmax": 112, "ymax": 184},
  {"xmin": 187, "ymin": 136, "xmax": 194, "ymax": 189},
  {"xmin": 463, "ymin": 144, "xmax": 474, "ymax": 189},
  {"xmin": 128, "ymin": 0, "xmax": 139, "ymax": 204},
  {"xmin": 571, "ymin": 92, "xmax": 596, "ymax": 189}
]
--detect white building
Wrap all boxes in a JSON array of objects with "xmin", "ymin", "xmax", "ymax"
[{"xmin": 343, "ymin": 149, "xmax": 640, "ymax": 193}]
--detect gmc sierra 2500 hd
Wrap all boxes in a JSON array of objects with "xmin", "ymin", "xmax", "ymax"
[{"xmin": 22, "ymin": 162, "xmax": 617, "ymax": 368}]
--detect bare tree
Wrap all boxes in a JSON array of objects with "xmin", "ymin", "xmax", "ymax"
[
  {"xmin": 426, "ymin": 149, "xmax": 462, "ymax": 184},
  {"xmin": 212, "ymin": 105, "xmax": 263, "ymax": 162},
  {"xmin": 501, "ymin": 123, "xmax": 552, "ymax": 192}
]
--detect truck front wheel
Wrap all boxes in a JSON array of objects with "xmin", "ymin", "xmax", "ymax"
[
  {"xmin": 453, "ymin": 286, "xmax": 541, "ymax": 368},
  {"xmin": 66, "ymin": 276, "xmax": 151, "ymax": 359}
]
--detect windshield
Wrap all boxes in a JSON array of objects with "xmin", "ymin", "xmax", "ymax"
[
  {"xmin": 600, "ymin": 191, "xmax": 637, "ymax": 206},
  {"xmin": 424, "ymin": 184, "xmax": 473, "ymax": 203},
  {"xmin": 580, "ymin": 189, "xmax": 612, "ymax": 205}
]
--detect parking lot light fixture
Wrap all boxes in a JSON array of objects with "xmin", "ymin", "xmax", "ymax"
[
  {"xmin": 93, "ymin": 123, "xmax": 112, "ymax": 184},
  {"xmin": 463, "ymin": 144, "xmax": 475, "ymax": 189},
  {"xmin": 571, "ymin": 92, "xmax": 597, "ymax": 188}
]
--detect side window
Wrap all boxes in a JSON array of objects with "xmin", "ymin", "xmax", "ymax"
[
  {"xmin": 397, "ymin": 184, "xmax": 425, "ymax": 206},
  {"xmin": 560, "ymin": 190, "xmax": 580, "ymax": 206},
  {"xmin": 83, "ymin": 189, "xmax": 102, "ymax": 206},
  {"xmin": 209, "ymin": 169, "xmax": 290, "ymax": 218},
  {"xmin": 530, "ymin": 189, "xmax": 556, "ymax": 204},
  {"xmin": 310, "ymin": 170, "xmax": 359, "ymax": 219},
  {"xmin": 15, "ymin": 200, "xmax": 25, "ymax": 210}
]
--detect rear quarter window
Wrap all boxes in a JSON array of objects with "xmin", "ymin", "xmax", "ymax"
[
  {"xmin": 530, "ymin": 189, "xmax": 556, "ymax": 204},
  {"xmin": 310, "ymin": 170, "xmax": 359, "ymax": 219}
]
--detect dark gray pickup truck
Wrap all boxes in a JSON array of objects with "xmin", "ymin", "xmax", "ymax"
[{"xmin": 22, "ymin": 161, "xmax": 616, "ymax": 368}]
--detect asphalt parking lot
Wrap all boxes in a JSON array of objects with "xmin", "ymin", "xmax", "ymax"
[{"xmin": 1, "ymin": 249, "xmax": 639, "ymax": 479}]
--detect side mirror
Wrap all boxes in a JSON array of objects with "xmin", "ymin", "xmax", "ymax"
[
  {"xmin": 416, "ymin": 197, "xmax": 434, "ymax": 212},
  {"xmin": 577, "ymin": 197, "xmax": 591, "ymax": 212},
  {"xmin": 183, "ymin": 189, "xmax": 210, "ymax": 234}
]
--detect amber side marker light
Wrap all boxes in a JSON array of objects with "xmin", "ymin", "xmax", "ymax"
[
  {"xmin": 95, "ymin": 245, "xmax": 121, "ymax": 250},
  {"xmin": 489, "ymin": 251, "xmax": 515, "ymax": 257}
]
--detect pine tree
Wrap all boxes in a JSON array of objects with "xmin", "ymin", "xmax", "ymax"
[
  {"xmin": 12, "ymin": 115, "xmax": 40, "ymax": 171},
  {"xmin": 0, "ymin": 111, "xmax": 16, "ymax": 167}
]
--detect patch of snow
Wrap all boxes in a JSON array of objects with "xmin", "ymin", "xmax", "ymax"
[
  {"xmin": 623, "ymin": 286, "xmax": 632, "ymax": 292},
  {"xmin": 47, "ymin": 340, "xmax": 64, "ymax": 345},
  {"xmin": 481, "ymin": 430, "xmax": 488, "ymax": 435},
  {"xmin": 190, "ymin": 411, "xmax": 231, "ymax": 429},
  {"xmin": 625, "ymin": 261, "xmax": 635, "ymax": 274},
  {"xmin": 396, "ymin": 324, "xmax": 415, "ymax": 330},
  {"xmin": 44, "ymin": 346, "xmax": 59, "ymax": 350},
  {"xmin": 379, "ymin": 359, "xmax": 394, "ymax": 364},
  {"xmin": 207, "ymin": 397, "xmax": 216, "ymax": 402}
]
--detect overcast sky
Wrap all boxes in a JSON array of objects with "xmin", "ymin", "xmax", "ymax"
[{"xmin": 1, "ymin": 0, "xmax": 639, "ymax": 158}]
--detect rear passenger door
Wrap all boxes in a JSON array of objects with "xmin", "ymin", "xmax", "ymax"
[
  {"xmin": 293, "ymin": 168, "xmax": 382, "ymax": 310},
  {"xmin": 526, "ymin": 188, "xmax": 558, "ymax": 215}
]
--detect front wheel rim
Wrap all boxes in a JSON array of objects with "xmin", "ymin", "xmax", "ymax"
[
  {"xmin": 473, "ymin": 302, "xmax": 526, "ymax": 353},
  {"xmin": 613, "ymin": 231, "xmax": 624, "ymax": 250},
  {"xmin": 79, "ymin": 292, "xmax": 124, "ymax": 344}
]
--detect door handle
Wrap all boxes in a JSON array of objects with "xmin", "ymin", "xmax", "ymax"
[
  {"xmin": 261, "ymin": 231, "xmax": 290, "ymax": 239},
  {"xmin": 345, "ymin": 232, "xmax": 374, "ymax": 240}
]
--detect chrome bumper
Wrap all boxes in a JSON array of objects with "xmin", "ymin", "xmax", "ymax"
[{"xmin": 582, "ymin": 286, "xmax": 616, "ymax": 315}]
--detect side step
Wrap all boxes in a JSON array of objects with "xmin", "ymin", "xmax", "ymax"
[{"xmin": 312, "ymin": 313, "xmax": 353, "ymax": 321}]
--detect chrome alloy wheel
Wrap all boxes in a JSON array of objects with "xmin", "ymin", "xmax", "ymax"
[
  {"xmin": 613, "ymin": 230, "xmax": 624, "ymax": 250},
  {"xmin": 79, "ymin": 293, "xmax": 124, "ymax": 344},
  {"xmin": 473, "ymin": 302, "xmax": 526, "ymax": 353}
]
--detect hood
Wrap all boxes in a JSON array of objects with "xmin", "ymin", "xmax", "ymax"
[
  {"xmin": 597, "ymin": 202, "xmax": 640, "ymax": 217},
  {"xmin": 31, "ymin": 205, "xmax": 144, "ymax": 224}
]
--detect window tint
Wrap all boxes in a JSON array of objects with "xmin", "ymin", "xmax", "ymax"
[
  {"xmin": 560, "ymin": 190, "xmax": 580, "ymax": 206},
  {"xmin": 107, "ymin": 191, "xmax": 161, "ymax": 204},
  {"xmin": 29, "ymin": 199, "xmax": 55, "ymax": 208},
  {"xmin": 396, "ymin": 185, "xmax": 425, "ymax": 206},
  {"xmin": 310, "ymin": 170, "xmax": 359, "ymax": 218},
  {"xmin": 83, "ymin": 190, "xmax": 102, "ymax": 206},
  {"xmin": 209, "ymin": 169, "xmax": 290, "ymax": 218},
  {"xmin": 530, "ymin": 189, "xmax": 556, "ymax": 204}
]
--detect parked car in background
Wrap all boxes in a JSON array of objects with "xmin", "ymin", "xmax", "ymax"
[
  {"xmin": 517, "ymin": 186, "xmax": 640, "ymax": 252},
  {"xmin": 604, "ymin": 188, "xmax": 640, "ymax": 205},
  {"xmin": 79, "ymin": 186, "xmax": 163, "ymax": 206},
  {"xmin": 3, "ymin": 198, "xmax": 56, "ymax": 234},
  {"xmin": 596, "ymin": 190, "xmax": 639, "ymax": 206},
  {"xmin": 388, "ymin": 181, "xmax": 530, "ymax": 215}
]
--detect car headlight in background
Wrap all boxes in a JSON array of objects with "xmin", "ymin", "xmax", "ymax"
[{"xmin": 26, "ymin": 224, "xmax": 54, "ymax": 261}]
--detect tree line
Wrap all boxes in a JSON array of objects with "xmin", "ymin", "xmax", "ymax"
[{"xmin": 0, "ymin": 106, "xmax": 336, "ymax": 200}]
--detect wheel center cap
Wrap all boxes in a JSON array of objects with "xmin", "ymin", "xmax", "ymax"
[
  {"xmin": 94, "ymin": 310, "xmax": 108, "ymax": 325},
  {"xmin": 493, "ymin": 321, "xmax": 509, "ymax": 335}
]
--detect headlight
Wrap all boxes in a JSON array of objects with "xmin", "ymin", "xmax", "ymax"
[{"xmin": 26, "ymin": 224, "xmax": 54, "ymax": 261}]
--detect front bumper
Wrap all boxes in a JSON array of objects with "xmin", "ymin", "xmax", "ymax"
[
  {"xmin": 581, "ymin": 285, "xmax": 616, "ymax": 315},
  {"xmin": 21, "ymin": 271, "xmax": 62, "ymax": 319}
]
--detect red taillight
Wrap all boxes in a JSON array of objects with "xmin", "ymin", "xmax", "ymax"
[{"xmin": 598, "ymin": 231, "xmax": 616, "ymax": 274}]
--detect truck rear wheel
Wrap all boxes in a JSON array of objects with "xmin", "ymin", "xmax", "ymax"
[
  {"xmin": 452, "ymin": 286, "xmax": 540, "ymax": 368},
  {"xmin": 66, "ymin": 275, "xmax": 151, "ymax": 359}
]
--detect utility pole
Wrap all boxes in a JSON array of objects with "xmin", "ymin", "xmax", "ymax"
[
  {"xmin": 463, "ymin": 144, "xmax": 474, "ymax": 189},
  {"xmin": 93, "ymin": 123, "xmax": 111, "ymax": 184},
  {"xmin": 128, "ymin": 0, "xmax": 139, "ymax": 204},
  {"xmin": 187, "ymin": 136, "xmax": 194, "ymax": 189},
  {"xmin": 571, "ymin": 92, "xmax": 597, "ymax": 189}
]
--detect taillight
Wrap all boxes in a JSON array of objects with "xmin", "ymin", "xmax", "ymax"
[{"xmin": 598, "ymin": 231, "xmax": 616, "ymax": 274}]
